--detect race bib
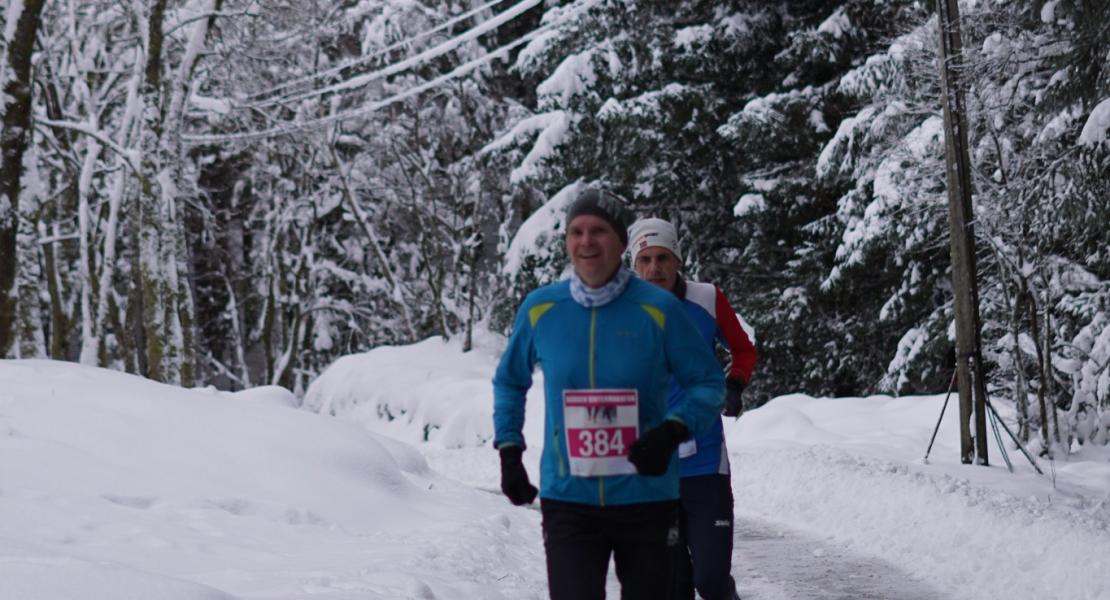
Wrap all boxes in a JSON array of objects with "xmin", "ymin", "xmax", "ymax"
[{"xmin": 563, "ymin": 389, "xmax": 639, "ymax": 477}]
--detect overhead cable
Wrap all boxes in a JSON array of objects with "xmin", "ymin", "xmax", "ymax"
[
  {"xmin": 185, "ymin": 0, "xmax": 597, "ymax": 144},
  {"xmin": 243, "ymin": 0, "xmax": 516, "ymax": 103},
  {"xmin": 240, "ymin": 0, "xmax": 542, "ymax": 110}
]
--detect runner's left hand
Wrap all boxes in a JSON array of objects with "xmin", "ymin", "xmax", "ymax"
[{"xmin": 628, "ymin": 420, "xmax": 689, "ymax": 476}]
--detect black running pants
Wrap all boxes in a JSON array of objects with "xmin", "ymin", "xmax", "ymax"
[{"xmin": 541, "ymin": 498, "xmax": 680, "ymax": 600}]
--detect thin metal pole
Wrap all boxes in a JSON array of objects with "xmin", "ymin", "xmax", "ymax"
[
  {"xmin": 986, "ymin": 401, "xmax": 1043, "ymax": 475},
  {"xmin": 987, "ymin": 405, "xmax": 1014, "ymax": 473},
  {"xmin": 924, "ymin": 370, "xmax": 958, "ymax": 463}
]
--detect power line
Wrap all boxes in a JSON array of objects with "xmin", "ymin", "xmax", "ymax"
[
  {"xmin": 185, "ymin": 0, "xmax": 597, "ymax": 144},
  {"xmin": 242, "ymin": 0, "xmax": 515, "ymax": 103},
  {"xmin": 239, "ymin": 0, "xmax": 542, "ymax": 110}
]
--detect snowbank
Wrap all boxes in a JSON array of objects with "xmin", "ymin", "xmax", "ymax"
[
  {"xmin": 0, "ymin": 359, "xmax": 545, "ymax": 599},
  {"xmin": 303, "ymin": 334, "xmax": 546, "ymax": 451},
  {"xmin": 728, "ymin": 394, "xmax": 1110, "ymax": 600}
]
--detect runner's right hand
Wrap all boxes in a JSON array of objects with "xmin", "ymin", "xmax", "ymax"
[{"xmin": 499, "ymin": 445, "xmax": 538, "ymax": 505}]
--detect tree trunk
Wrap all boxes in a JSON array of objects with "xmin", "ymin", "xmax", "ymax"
[
  {"xmin": 996, "ymin": 257, "xmax": 1031, "ymax": 442},
  {"xmin": 108, "ymin": 290, "xmax": 136, "ymax": 373},
  {"xmin": 16, "ymin": 213, "xmax": 45, "ymax": 357},
  {"xmin": 1011, "ymin": 308, "xmax": 1030, "ymax": 442},
  {"xmin": 76, "ymin": 130, "xmax": 104, "ymax": 365},
  {"xmin": 175, "ymin": 213, "xmax": 197, "ymax": 387},
  {"xmin": 262, "ymin": 230, "xmax": 286, "ymax": 385},
  {"xmin": 1043, "ymin": 294, "xmax": 1061, "ymax": 447},
  {"xmin": 225, "ymin": 276, "xmax": 251, "ymax": 389},
  {"xmin": 1027, "ymin": 292, "xmax": 1052, "ymax": 456},
  {"xmin": 94, "ymin": 36, "xmax": 145, "ymax": 370},
  {"xmin": 272, "ymin": 310, "xmax": 302, "ymax": 389},
  {"xmin": 463, "ymin": 242, "xmax": 479, "ymax": 353},
  {"xmin": 135, "ymin": 0, "xmax": 222, "ymax": 384},
  {"xmin": 165, "ymin": 0, "xmax": 223, "ymax": 387},
  {"xmin": 137, "ymin": 0, "xmax": 170, "ymax": 381},
  {"xmin": 39, "ymin": 219, "xmax": 69, "ymax": 360},
  {"xmin": 0, "ymin": 0, "xmax": 48, "ymax": 356},
  {"xmin": 127, "ymin": 209, "xmax": 147, "ymax": 376},
  {"xmin": 226, "ymin": 179, "xmax": 251, "ymax": 387},
  {"xmin": 262, "ymin": 278, "xmax": 276, "ymax": 385}
]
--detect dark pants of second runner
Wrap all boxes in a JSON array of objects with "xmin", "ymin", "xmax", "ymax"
[
  {"xmin": 670, "ymin": 474, "xmax": 739, "ymax": 600},
  {"xmin": 541, "ymin": 498, "xmax": 680, "ymax": 600}
]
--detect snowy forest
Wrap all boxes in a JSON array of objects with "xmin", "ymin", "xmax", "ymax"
[{"xmin": 0, "ymin": 0, "xmax": 1106, "ymax": 455}]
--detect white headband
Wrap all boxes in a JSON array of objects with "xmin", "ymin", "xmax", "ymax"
[{"xmin": 628, "ymin": 218, "xmax": 682, "ymax": 263}]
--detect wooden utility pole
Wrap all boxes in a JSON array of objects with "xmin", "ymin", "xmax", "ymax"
[{"xmin": 936, "ymin": 0, "xmax": 990, "ymax": 465}]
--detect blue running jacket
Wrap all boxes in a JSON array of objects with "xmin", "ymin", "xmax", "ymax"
[{"xmin": 493, "ymin": 277, "xmax": 725, "ymax": 506}]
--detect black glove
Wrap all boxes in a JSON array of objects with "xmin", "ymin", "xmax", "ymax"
[
  {"xmin": 723, "ymin": 378, "xmax": 745, "ymax": 418},
  {"xmin": 628, "ymin": 420, "xmax": 689, "ymax": 476},
  {"xmin": 499, "ymin": 445, "xmax": 537, "ymax": 505}
]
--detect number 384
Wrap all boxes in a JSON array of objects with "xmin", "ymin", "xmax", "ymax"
[{"xmin": 577, "ymin": 428, "xmax": 627, "ymax": 457}]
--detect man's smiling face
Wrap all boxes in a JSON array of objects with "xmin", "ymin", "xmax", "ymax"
[{"xmin": 566, "ymin": 214, "xmax": 626, "ymax": 288}]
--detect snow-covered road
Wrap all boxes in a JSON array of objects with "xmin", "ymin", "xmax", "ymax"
[
  {"xmin": 463, "ymin": 479, "xmax": 944, "ymax": 600},
  {"xmin": 733, "ymin": 517, "xmax": 940, "ymax": 600},
  {"xmin": 452, "ymin": 459, "xmax": 942, "ymax": 599}
]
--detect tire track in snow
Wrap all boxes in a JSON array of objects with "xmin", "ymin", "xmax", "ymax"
[{"xmin": 733, "ymin": 517, "xmax": 942, "ymax": 600}]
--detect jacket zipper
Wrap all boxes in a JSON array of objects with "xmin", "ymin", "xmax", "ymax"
[
  {"xmin": 590, "ymin": 308, "xmax": 605, "ymax": 506},
  {"xmin": 589, "ymin": 308, "xmax": 597, "ymax": 388}
]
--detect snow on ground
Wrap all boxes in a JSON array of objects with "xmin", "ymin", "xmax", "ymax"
[
  {"xmin": 0, "ymin": 359, "xmax": 548, "ymax": 600},
  {"xmin": 305, "ymin": 335, "xmax": 1110, "ymax": 600},
  {"xmin": 728, "ymin": 395, "xmax": 1110, "ymax": 600},
  {"xmin": 300, "ymin": 333, "xmax": 548, "ymax": 511},
  {"xmin": 4, "ymin": 333, "xmax": 1110, "ymax": 599},
  {"xmin": 732, "ymin": 517, "xmax": 940, "ymax": 600}
]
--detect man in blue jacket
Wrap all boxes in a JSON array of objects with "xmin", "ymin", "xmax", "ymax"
[
  {"xmin": 493, "ymin": 187, "xmax": 725, "ymax": 600},
  {"xmin": 629, "ymin": 217, "xmax": 756, "ymax": 600}
]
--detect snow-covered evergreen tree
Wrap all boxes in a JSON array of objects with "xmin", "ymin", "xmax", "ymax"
[{"xmin": 1, "ymin": 0, "xmax": 1105, "ymax": 452}]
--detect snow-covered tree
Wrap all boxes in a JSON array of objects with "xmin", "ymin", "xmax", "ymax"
[{"xmin": 1, "ymin": 0, "xmax": 1104, "ymax": 450}]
